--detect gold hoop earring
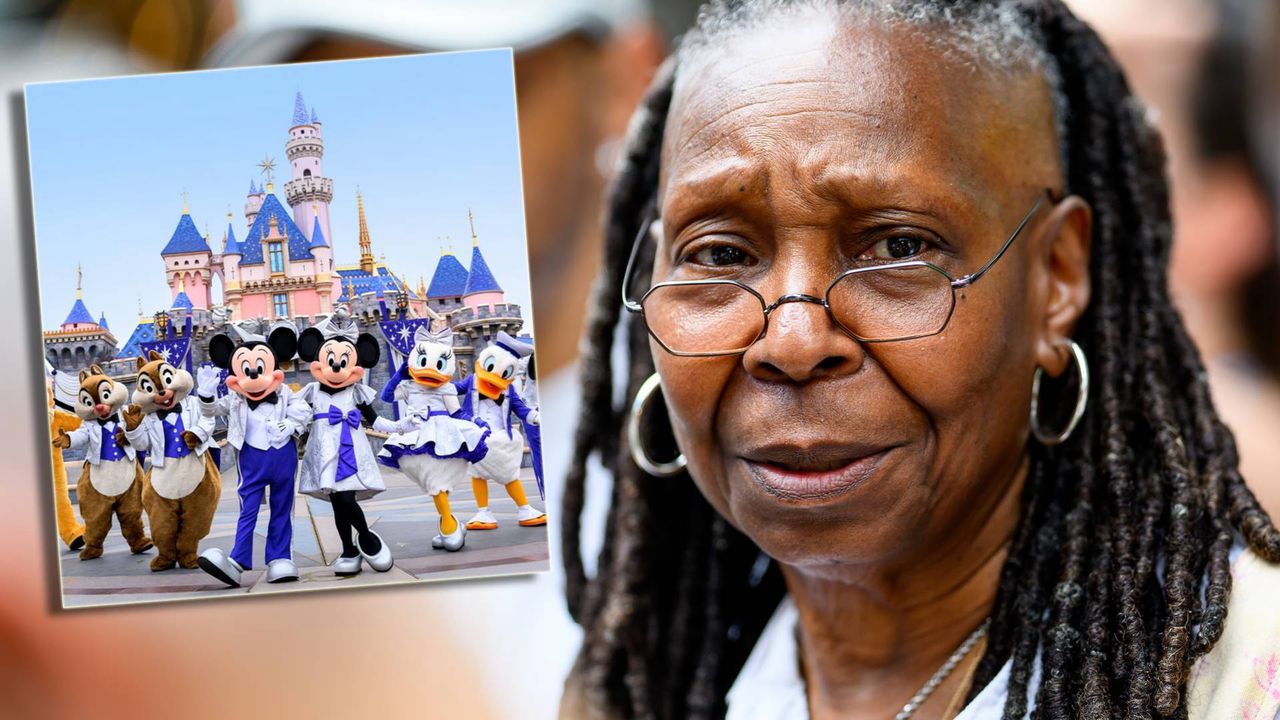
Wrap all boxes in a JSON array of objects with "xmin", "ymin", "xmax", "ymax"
[
  {"xmin": 628, "ymin": 373, "xmax": 687, "ymax": 477},
  {"xmin": 1030, "ymin": 340, "xmax": 1090, "ymax": 446}
]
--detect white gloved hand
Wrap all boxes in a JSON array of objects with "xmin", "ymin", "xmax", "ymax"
[
  {"xmin": 196, "ymin": 365, "xmax": 222, "ymax": 397},
  {"xmin": 527, "ymin": 410, "xmax": 540, "ymax": 427}
]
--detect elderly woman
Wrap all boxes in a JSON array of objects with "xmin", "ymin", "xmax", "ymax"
[{"xmin": 559, "ymin": 1, "xmax": 1280, "ymax": 718}]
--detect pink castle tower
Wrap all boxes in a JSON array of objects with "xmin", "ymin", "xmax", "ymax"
[
  {"xmin": 160, "ymin": 194, "xmax": 213, "ymax": 310},
  {"xmin": 284, "ymin": 92, "xmax": 333, "ymax": 248}
]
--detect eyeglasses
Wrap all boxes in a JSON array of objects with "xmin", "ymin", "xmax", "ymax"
[{"xmin": 622, "ymin": 190, "xmax": 1055, "ymax": 357}]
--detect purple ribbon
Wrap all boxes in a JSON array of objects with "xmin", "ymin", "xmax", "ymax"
[
  {"xmin": 163, "ymin": 414, "xmax": 191, "ymax": 459},
  {"xmin": 316, "ymin": 405, "xmax": 362, "ymax": 481}
]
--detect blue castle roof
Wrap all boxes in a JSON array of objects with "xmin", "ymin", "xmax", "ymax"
[
  {"xmin": 224, "ymin": 221, "xmax": 242, "ymax": 256},
  {"xmin": 172, "ymin": 291, "xmax": 193, "ymax": 310},
  {"xmin": 161, "ymin": 212, "xmax": 211, "ymax": 255},
  {"xmin": 237, "ymin": 193, "xmax": 315, "ymax": 266},
  {"xmin": 63, "ymin": 298, "xmax": 95, "ymax": 326},
  {"xmin": 427, "ymin": 253, "xmax": 469, "ymax": 298},
  {"xmin": 292, "ymin": 91, "xmax": 309, "ymax": 126},
  {"xmin": 336, "ymin": 265, "xmax": 421, "ymax": 304},
  {"xmin": 462, "ymin": 245, "xmax": 502, "ymax": 296},
  {"xmin": 309, "ymin": 217, "xmax": 328, "ymax": 248},
  {"xmin": 98, "ymin": 313, "xmax": 109, "ymax": 330},
  {"xmin": 249, "ymin": 179, "xmax": 258, "ymax": 195},
  {"xmin": 119, "ymin": 321, "xmax": 156, "ymax": 358}
]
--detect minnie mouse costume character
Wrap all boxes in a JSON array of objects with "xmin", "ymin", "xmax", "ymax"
[
  {"xmin": 378, "ymin": 325, "xmax": 490, "ymax": 552},
  {"xmin": 297, "ymin": 308, "xmax": 401, "ymax": 575},
  {"xmin": 196, "ymin": 319, "xmax": 311, "ymax": 587},
  {"xmin": 455, "ymin": 331, "xmax": 546, "ymax": 531}
]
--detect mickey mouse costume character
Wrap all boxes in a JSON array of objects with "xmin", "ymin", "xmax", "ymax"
[
  {"xmin": 297, "ymin": 307, "xmax": 401, "ymax": 575},
  {"xmin": 123, "ymin": 351, "xmax": 221, "ymax": 572},
  {"xmin": 51, "ymin": 364, "xmax": 153, "ymax": 560},
  {"xmin": 455, "ymin": 331, "xmax": 546, "ymax": 531},
  {"xmin": 196, "ymin": 319, "xmax": 311, "ymax": 587},
  {"xmin": 378, "ymin": 325, "xmax": 490, "ymax": 552}
]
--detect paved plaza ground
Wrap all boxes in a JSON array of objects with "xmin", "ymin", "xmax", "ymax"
[{"xmin": 56, "ymin": 452, "xmax": 549, "ymax": 608}]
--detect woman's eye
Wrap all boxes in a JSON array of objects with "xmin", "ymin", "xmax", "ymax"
[
  {"xmin": 687, "ymin": 244, "xmax": 751, "ymax": 267},
  {"xmin": 870, "ymin": 235, "xmax": 925, "ymax": 260}
]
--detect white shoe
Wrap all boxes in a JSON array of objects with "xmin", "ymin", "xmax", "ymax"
[
  {"xmin": 266, "ymin": 558, "xmax": 299, "ymax": 583},
  {"xmin": 432, "ymin": 516, "xmax": 466, "ymax": 552},
  {"xmin": 358, "ymin": 530, "xmax": 394, "ymax": 572},
  {"xmin": 517, "ymin": 504, "xmax": 548, "ymax": 527},
  {"xmin": 197, "ymin": 548, "xmax": 244, "ymax": 588},
  {"xmin": 465, "ymin": 507, "xmax": 498, "ymax": 530},
  {"xmin": 332, "ymin": 554, "xmax": 362, "ymax": 576}
]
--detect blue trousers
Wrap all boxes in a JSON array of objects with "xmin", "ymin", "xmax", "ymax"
[{"xmin": 230, "ymin": 441, "xmax": 298, "ymax": 569}]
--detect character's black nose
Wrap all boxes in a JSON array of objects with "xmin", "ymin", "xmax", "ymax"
[
  {"xmin": 246, "ymin": 369, "xmax": 260, "ymax": 380},
  {"xmin": 328, "ymin": 360, "xmax": 341, "ymax": 372}
]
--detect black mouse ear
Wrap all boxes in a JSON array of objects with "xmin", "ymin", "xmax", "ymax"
[
  {"xmin": 297, "ymin": 328, "xmax": 325, "ymax": 363},
  {"xmin": 208, "ymin": 335, "xmax": 236, "ymax": 369},
  {"xmin": 267, "ymin": 326, "xmax": 298, "ymax": 363},
  {"xmin": 527, "ymin": 353, "xmax": 536, "ymax": 381},
  {"xmin": 356, "ymin": 333, "xmax": 380, "ymax": 368}
]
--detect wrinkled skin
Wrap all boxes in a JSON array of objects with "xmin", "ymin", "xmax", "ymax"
[{"xmin": 651, "ymin": 14, "xmax": 1091, "ymax": 718}]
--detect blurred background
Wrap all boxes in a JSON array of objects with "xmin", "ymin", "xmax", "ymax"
[{"xmin": 0, "ymin": 0, "xmax": 1275, "ymax": 717}]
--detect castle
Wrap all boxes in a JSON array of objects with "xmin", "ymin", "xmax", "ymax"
[{"xmin": 44, "ymin": 92, "xmax": 526, "ymax": 403}]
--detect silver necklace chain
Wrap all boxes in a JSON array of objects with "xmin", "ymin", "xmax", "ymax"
[{"xmin": 894, "ymin": 621, "xmax": 990, "ymax": 720}]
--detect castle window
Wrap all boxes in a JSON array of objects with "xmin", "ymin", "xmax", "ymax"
[
  {"xmin": 269, "ymin": 242, "xmax": 285, "ymax": 273},
  {"xmin": 304, "ymin": 169, "xmax": 311, "ymax": 177},
  {"xmin": 273, "ymin": 293, "xmax": 289, "ymax": 318}
]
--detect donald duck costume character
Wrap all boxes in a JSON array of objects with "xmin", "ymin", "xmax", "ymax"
[
  {"xmin": 379, "ymin": 325, "xmax": 490, "ymax": 551},
  {"xmin": 455, "ymin": 331, "xmax": 546, "ymax": 531}
]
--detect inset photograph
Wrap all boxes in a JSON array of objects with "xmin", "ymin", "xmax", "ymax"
[{"xmin": 27, "ymin": 49, "xmax": 547, "ymax": 608}]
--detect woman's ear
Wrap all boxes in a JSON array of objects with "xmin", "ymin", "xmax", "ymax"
[
  {"xmin": 208, "ymin": 335, "xmax": 236, "ymax": 369},
  {"xmin": 1035, "ymin": 194, "xmax": 1092, "ymax": 378},
  {"xmin": 297, "ymin": 328, "xmax": 324, "ymax": 363},
  {"xmin": 355, "ymin": 334, "xmax": 380, "ymax": 368},
  {"xmin": 268, "ymin": 327, "xmax": 298, "ymax": 364}
]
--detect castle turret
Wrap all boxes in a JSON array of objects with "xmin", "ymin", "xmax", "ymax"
[
  {"xmin": 461, "ymin": 210, "xmax": 505, "ymax": 311},
  {"xmin": 161, "ymin": 195, "xmax": 213, "ymax": 310},
  {"xmin": 426, "ymin": 246, "xmax": 469, "ymax": 314},
  {"xmin": 308, "ymin": 210, "xmax": 337, "ymax": 313},
  {"xmin": 284, "ymin": 91, "xmax": 333, "ymax": 249},
  {"xmin": 221, "ymin": 212, "xmax": 243, "ymax": 316},
  {"xmin": 245, "ymin": 179, "xmax": 264, "ymax": 228}
]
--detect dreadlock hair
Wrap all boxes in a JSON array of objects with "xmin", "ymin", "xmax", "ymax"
[{"xmin": 559, "ymin": 1, "xmax": 1280, "ymax": 718}]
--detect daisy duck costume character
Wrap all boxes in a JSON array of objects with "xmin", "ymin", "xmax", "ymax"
[
  {"xmin": 378, "ymin": 325, "xmax": 490, "ymax": 552},
  {"xmin": 456, "ymin": 331, "xmax": 546, "ymax": 531},
  {"xmin": 297, "ymin": 308, "xmax": 401, "ymax": 575},
  {"xmin": 196, "ymin": 319, "xmax": 311, "ymax": 587}
]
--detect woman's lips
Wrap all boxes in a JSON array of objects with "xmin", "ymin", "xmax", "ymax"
[{"xmin": 739, "ymin": 443, "xmax": 895, "ymax": 501}]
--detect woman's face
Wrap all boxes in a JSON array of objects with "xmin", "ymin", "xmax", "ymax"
[{"xmin": 653, "ymin": 16, "xmax": 1090, "ymax": 577}]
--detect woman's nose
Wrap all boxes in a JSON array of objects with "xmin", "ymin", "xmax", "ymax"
[{"xmin": 742, "ymin": 299, "xmax": 864, "ymax": 383}]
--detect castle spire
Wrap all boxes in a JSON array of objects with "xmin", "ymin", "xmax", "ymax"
[
  {"xmin": 182, "ymin": 190, "xmax": 189, "ymax": 215},
  {"xmin": 75, "ymin": 263, "xmax": 82, "ymax": 299},
  {"xmin": 292, "ymin": 91, "xmax": 309, "ymax": 126},
  {"xmin": 469, "ymin": 208, "xmax": 479, "ymax": 247},
  {"xmin": 357, "ymin": 191, "xmax": 375, "ymax": 274}
]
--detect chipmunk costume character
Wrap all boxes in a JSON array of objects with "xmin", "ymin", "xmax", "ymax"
[
  {"xmin": 455, "ymin": 331, "xmax": 546, "ymax": 531},
  {"xmin": 123, "ymin": 351, "xmax": 221, "ymax": 571},
  {"xmin": 379, "ymin": 325, "xmax": 490, "ymax": 552},
  {"xmin": 51, "ymin": 365, "xmax": 152, "ymax": 560},
  {"xmin": 197, "ymin": 320, "xmax": 311, "ymax": 587},
  {"xmin": 297, "ymin": 308, "xmax": 400, "ymax": 575}
]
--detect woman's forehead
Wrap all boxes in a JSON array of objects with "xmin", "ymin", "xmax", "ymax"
[{"xmin": 662, "ymin": 18, "xmax": 1059, "ymax": 216}]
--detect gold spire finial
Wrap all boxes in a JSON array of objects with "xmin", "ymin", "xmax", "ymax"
[
  {"xmin": 418, "ymin": 275, "xmax": 426, "ymax": 298},
  {"xmin": 357, "ymin": 190, "xmax": 375, "ymax": 274},
  {"xmin": 182, "ymin": 190, "xmax": 189, "ymax": 214},
  {"xmin": 468, "ymin": 208, "xmax": 478, "ymax": 247},
  {"xmin": 138, "ymin": 297, "xmax": 144, "ymax": 320},
  {"xmin": 178, "ymin": 276, "xmax": 185, "ymax": 293},
  {"xmin": 75, "ymin": 263, "xmax": 82, "ymax": 299}
]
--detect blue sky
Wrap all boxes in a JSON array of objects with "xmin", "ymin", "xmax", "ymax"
[{"xmin": 26, "ymin": 49, "xmax": 532, "ymax": 342}]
